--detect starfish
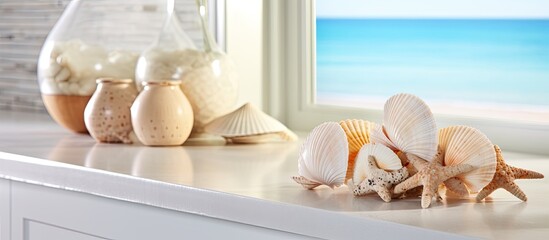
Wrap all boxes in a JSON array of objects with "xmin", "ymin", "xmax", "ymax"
[
  {"xmin": 352, "ymin": 155, "xmax": 409, "ymax": 202},
  {"xmin": 396, "ymin": 151, "xmax": 469, "ymax": 199},
  {"xmin": 398, "ymin": 147, "xmax": 473, "ymax": 198},
  {"xmin": 443, "ymin": 177, "xmax": 469, "ymax": 197},
  {"xmin": 476, "ymin": 145, "xmax": 544, "ymax": 201},
  {"xmin": 396, "ymin": 150, "xmax": 423, "ymax": 175},
  {"xmin": 393, "ymin": 151, "xmax": 425, "ymax": 199},
  {"xmin": 394, "ymin": 148, "xmax": 474, "ymax": 208}
]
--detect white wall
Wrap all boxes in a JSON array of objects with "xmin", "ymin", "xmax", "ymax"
[{"xmin": 225, "ymin": 0, "xmax": 264, "ymax": 110}]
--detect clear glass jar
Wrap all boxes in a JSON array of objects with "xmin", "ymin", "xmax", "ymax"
[
  {"xmin": 135, "ymin": 0, "xmax": 198, "ymax": 89},
  {"xmin": 37, "ymin": 0, "xmax": 168, "ymax": 133},
  {"xmin": 136, "ymin": 0, "xmax": 238, "ymax": 132}
]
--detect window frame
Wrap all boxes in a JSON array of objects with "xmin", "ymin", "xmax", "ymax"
[{"xmin": 264, "ymin": 0, "xmax": 549, "ymax": 155}]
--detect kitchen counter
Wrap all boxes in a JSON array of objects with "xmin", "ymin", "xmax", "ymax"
[{"xmin": 1, "ymin": 110, "xmax": 548, "ymax": 239}]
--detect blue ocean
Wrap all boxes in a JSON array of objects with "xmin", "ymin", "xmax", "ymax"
[{"xmin": 316, "ymin": 19, "xmax": 549, "ymax": 107}]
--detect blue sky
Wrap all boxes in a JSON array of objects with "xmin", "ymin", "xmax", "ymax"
[{"xmin": 316, "ymin": 0, "xmax": 549, "ymax": 19}]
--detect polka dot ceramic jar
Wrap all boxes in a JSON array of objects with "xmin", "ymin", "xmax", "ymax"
[
  {"xmin": 131, "ymin": 80, "xmax": 194, "ymax": 146},
  {"xmin": 84, "ymin": 78, "xmax": 138, "ymax": 143}
]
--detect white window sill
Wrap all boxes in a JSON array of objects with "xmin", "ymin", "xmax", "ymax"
[{"xmin": 0, "ymin": 110, "xmax": 548, "ymax": 239}]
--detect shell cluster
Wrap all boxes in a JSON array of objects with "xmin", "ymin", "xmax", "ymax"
[{"xmin": 292, "ymin": 93, "xmax": 544, "ymax": 208}]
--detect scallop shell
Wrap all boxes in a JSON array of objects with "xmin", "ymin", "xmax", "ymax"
[
  {"xmin": 371, "ymin": 93, "xmax": 438, "ymax": 161},
  {"xmin": 370, "ymin": 123, "xmax": 397, "ymax": 151},
  {"xmin": 204, "ymin": 103, "xmax": 297, "ymax": 143},
  {"xmin": 293, "ymin": 122, "xmax": 348, "ymax": 189},
  {"xmin": 339, "ymin": 119, "xmax": 373, "ymax": 180},
  {"xmin": 439, "ymin": 125, "xmax": 497, "ymax": 193},
  {"xmin": 352, "ymin": 143, "xmax": 403, "ymax": 184},
  {"xmin": 229, "ymin": 131, "xmax": 298, "ymax": 144}
]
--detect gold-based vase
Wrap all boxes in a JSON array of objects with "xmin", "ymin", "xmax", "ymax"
[{"xmin": 37, "ymin": 0, "xmax": 170, "ymax": 133}]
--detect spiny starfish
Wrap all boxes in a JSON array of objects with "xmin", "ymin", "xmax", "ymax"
[
  {"xmin": 396, "ymin": 151, "xmax": 423, "ymax": 175},
  {"xmin": 443, "ymin": 177, "xmax": 469, "ymax": 197},
  {"xmin": 394, "ymin": 148, "xmax": 474, "ymax": 208},
  {"xmin": 394, "ymin": 151, "xmax": 425, "ymax": 199},
  {"xmin": 352, "ymin": 155, "xmax": 409, "ymax": 202},
  {"xmin": 476, "ymin": 145, "xmax": 544, "ymax": 201},
  {"xmin": 397, "ymin": 150, "xmax": 470, "ymax": 198}
]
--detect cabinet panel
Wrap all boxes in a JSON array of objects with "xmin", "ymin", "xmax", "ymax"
[
  {"xmin": 0, "ymin": 179, "xmax": 9, "ymax": 240},
  {"xmin": 25, "ymin": 220, "xmax": 105, "ymax": 240},
  {"xmin": 11, "ymin": 182, "xmax": 314, "ymax": 240}
]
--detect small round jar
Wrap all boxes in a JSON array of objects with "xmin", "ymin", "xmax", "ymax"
[
  {"xmin": 131, "ymin": 80, "xmax": 193, "ymax": 146},
  {"xmin": 84, "ymin": 78, "xmax": 137, "ymax": 143}
]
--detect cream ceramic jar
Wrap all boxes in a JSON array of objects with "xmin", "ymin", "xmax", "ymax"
[
  {"xmin": 131, "ymin": 80, "xmax": 193, "ymax": 146},
  {"xmin": 84, "ymin": 78, "xmax": 137, "ymax": 144}
]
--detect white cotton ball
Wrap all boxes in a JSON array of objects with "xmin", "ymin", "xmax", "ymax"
[
  {"xmin": 54, "ymin": 68, "xmax": 71, "ymax": 82},
  {"xmin": 40, "ymin": 78, "xmax": 61, "ymax": 94},
  {"xmin": 68, "ymin": 82, "xmax": 80, "ymax": 94},
  {"xmin": 79, "ymin": 80, "xmax": 97, "ymax": 95},
  {"xmin": 58, "ymin": 82, "xmax": 70, "ymax": 94},
  {"xmin": 44, "ymin": 59, "xmax": 62, "ymax": 78}
]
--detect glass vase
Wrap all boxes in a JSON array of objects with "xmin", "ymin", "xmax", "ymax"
[
  {"xmin": 136, "ymin": 0, "xmax": 238, "ymax": 133},
  {"xmin": 37, "ymin": 0, "xmax": 167, "ymax": 133}
]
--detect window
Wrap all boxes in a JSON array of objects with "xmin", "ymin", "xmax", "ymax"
[
  {"xmin": 264, "ymin": 1, "xmax": 549, "ymax": 155},
  {"xmin": 315, "ymin": 0, "xmax": 549, "ymax": 124}
]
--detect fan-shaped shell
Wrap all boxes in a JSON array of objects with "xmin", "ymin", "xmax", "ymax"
[
  {"xmin": 371, "ymin": 93, "xmax": 438, "ymax": 161},
  {"xmin": 296, "ymin": 122, "xmax": 348, "ymax": 188},
  {"xmin": 339, "ymin": 119, "xmax": 373, "ymax": 180},
  {"xmin": 352, "ymin": 143, "xmax": 403, "ymax": 184},
  {"xmin": 204, "ymin": 103, "xmax": 297, "ymax": 142},
  {"xmin": 370, "ymin": 123, "xmax": 397, "ymax": 151},
  {"xmin": 229, "ymin": 130, "xmax": 298, "ymax": 144},
  {"xmin": 439, "ymin": 125, "xmax": 496, "ymax": 192}
]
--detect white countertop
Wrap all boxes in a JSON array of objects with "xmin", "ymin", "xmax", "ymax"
[{"xmin": 1, "ymin": 110, "xmax": 548, "ymax": 239}]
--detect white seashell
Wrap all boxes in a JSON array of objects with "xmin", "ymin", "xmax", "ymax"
[
  {"xmin": 339, "ymin": 119, "xmax": 373, "ymax": 180},
  {"xmin": 204, "ymin": 103, "xmax": 297, "ymax": 143},
  {"xmin": 292, "ymin": 176, "xmax": 322, "ymax": 190},
  {"xmin": 439, "ymin": 125, "xmax": 497, "ymax": 193},
  {"xmin": 352, "ymin": 143, "xmax": 403, "ymax": 184},
  {"xmin": 229, "ymin": 130, "xmax": 298, "ymax": 144},
  {"xmin": 371, "ymin": 93, "xmax": 438, "ymax": 161},
  {"xmin": 370, "ymin": 123, "xmax": 398, "ymax": 151},
  {"xmin": 293, "ymin": 122, "xmax": 348, "ymax": 189}
]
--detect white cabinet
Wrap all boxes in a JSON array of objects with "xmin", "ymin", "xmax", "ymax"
[
  {"xmin": 0, "ymin": 179, "xmax": 9, "ymax": 240},
  {"xmin": 8, "ymin": 181, "xmax": 312, "ymax": 240},
  {"xmin": 25, "ymin": 221, "xmax": 104, "ymax": 240}
]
